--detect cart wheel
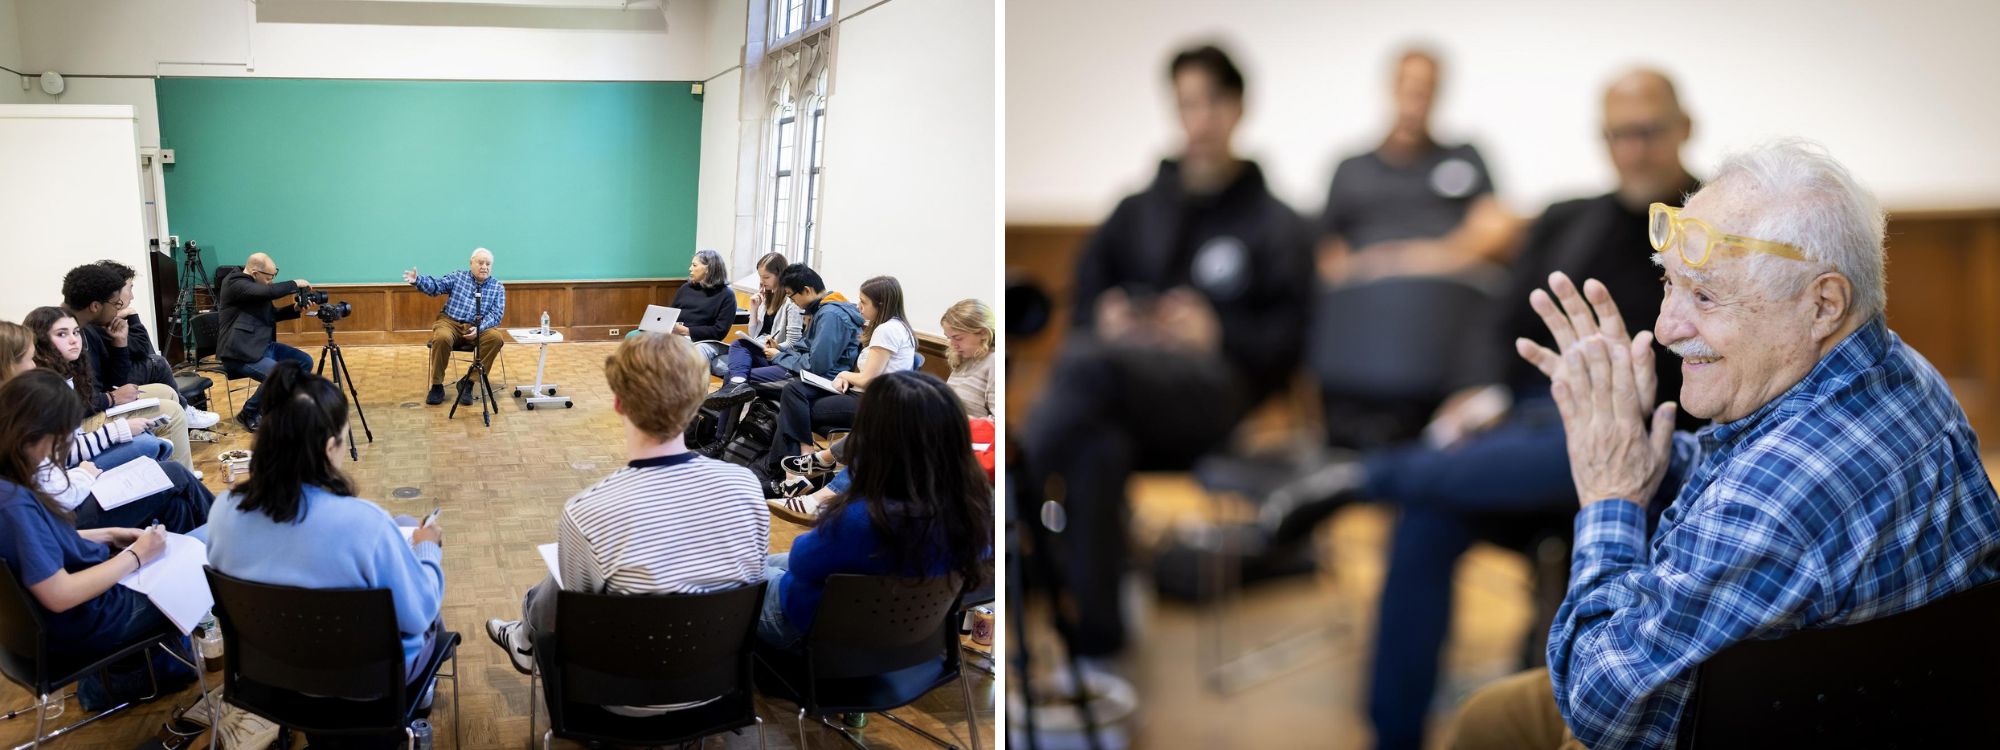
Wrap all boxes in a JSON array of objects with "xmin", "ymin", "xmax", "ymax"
[
  {"xmin": 513, "ymin": 390, "xmax": 523, "ymax": 398},
  {"xmin": 547, "ymin": 387, "xmax": 557, "ymax": 396},
  {"xmin": 564, "ymin": 401, "xmax": 573, "ymax": 409},
  {"xmin": 526, "ymin": 403, "xmax": 536, "ymax": 410}
]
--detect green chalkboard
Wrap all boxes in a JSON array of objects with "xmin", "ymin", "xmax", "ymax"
[{"xmin": 157, "ymin": 77, "xmax": 702, "ymax": 283}]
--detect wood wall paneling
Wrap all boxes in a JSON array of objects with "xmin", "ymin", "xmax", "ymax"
[{"xmin": 1007, "ymin": 210, "xmax": 2000, "ymax": 439}]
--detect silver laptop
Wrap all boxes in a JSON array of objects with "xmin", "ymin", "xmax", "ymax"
[{"xmin": 638, "ymin": 305, "xmax": 682, "ymax": 334}]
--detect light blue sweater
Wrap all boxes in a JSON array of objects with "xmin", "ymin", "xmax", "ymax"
[{"xmin": 206, "ymin": 485, "xmax": 445, "ymax": 671}]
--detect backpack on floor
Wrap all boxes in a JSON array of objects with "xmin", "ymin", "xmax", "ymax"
[{"xmin": 716, "ymin": 399, "xmax": 779, "ymax": 468}]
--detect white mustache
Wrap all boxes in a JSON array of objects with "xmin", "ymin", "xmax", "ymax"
[{"xmin": 1669, "ymin": 340, "xmax": 1721, "ymax": 360}]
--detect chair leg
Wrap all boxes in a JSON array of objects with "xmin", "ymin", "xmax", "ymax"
[
  {"xmin": 756, "ymin": 715, "xmax": 768, "ymax": 750},
  {"xmin": 188, "ymin": 641, "xmax": 219, "ymax": 750},
  {"xmin": 796, "ymin": 707, "xmax": 808, "ymax": 750},
  {"xmin": 541, "ymin": 729, "xmax": 552, "ymax": 750},
  {"xmin": 877, "ymin": 711, "xmax": 960, "ymax": 750},
  {"xmin": 450, "ymin": 650, "xmax": 461, "ymax": 750},
  {"xmin": 30, "ymin": 693, "xmax": 46, "ymax": 750},
  {"xmin": 526, "ymin": 670, "xmax": 539, "ymax": 750},
  {"xmin": 960, "ymin": 675, "xmax": 982, "ymax": 750}
]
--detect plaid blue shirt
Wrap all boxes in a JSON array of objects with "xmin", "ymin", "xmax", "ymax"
[
  {"xmin": 410, "ymin": 270, "xmax": 506, "ymax": 331},
  {"xmin": 1549, "ymin": 317, "xmax": 2000, "ymax": 749}
]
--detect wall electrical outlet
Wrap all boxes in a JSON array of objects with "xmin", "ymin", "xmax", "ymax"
[{"xmin": 609, "ymin": 329, "xmax": 619, "ymax": 336}]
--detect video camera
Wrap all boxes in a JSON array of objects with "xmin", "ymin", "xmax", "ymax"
[{"xmin": 296, "ymin": 289, "xmax": 352, "ymax": 323}]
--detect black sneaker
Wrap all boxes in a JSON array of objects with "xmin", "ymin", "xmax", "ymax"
[
  {"xmin": 782, "ymin": 453, "xmax": 838, "ymax": 478},
  {"xmin": 703, "ymin": 381, "xmax": 754, "ymax": 410},
  {"xmin": 456, "ymin": 378, "xmax": 475, "ymax": 406},
  {"xmin": 425, "ymin": 384, "xmax": 446, "ymax": 405}
]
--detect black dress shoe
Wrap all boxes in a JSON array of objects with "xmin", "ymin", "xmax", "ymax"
[
  {"xmin": 236, "ymin": 410, "xmax": 259, "ymax": 433},
  {"xmin": 456, "ymin": 378, "xmax": 475, "ymax": 406},
  {"xmin": 426, "ymin": 384, "xmax": 446, "ymax": 405}
]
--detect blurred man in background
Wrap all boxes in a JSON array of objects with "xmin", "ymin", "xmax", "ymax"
[{"xmin": 1025, "ymin": 44, "xmax": 1314, "ymax": 692}]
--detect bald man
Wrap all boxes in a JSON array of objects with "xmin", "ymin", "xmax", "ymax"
[
  {"xmin": 216, "ymin": 253, "xmax": 315, "ymax": 431},
  {"xmin": 405, "ymin": 248, "xmax": 507, "ymax": 406},
  {"xmin": 1252, "ymin": 70, "xmax": 1704, "ymax": 749}
]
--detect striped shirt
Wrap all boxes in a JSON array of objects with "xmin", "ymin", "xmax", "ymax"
[
  {"xmin": 1549, "ymin": 317, "xmax": 2000, "ymax": 749},
  {"xmin": 557, "ymin": 451, "xmax": 767, "ymax": 597}
]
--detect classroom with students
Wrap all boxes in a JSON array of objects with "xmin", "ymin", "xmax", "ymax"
[{"xmin": 0, "ymin": 0, "xmax": 995, "ymax": 747}]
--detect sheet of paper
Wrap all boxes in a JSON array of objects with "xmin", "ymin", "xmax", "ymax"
[
  {"xmin": 537, "ymin": 543, "xmax": 563, "ymax": 588},
  {"xmin": 90, "ymin": 459, "xmax": 174, "ymax": 511},
  {"xmin": 104, "ymin": 397, "xmax": 161, "ymax": 418},
  {"xmin": 800, "ymin": 370, "xmax": 843, "ymax": 395},
  {"xmin": 118, "ymin": 532, "xmax": 213, "ymax": 635}
]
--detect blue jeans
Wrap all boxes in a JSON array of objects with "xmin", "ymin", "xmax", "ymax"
[
  {"xmin": 86, "ymin": 434, "xmax": 174, "ymax": 470},
  {"xmin": 224, "ymin": 343, "xmax": 314, "ymax": 415},
  {"xmin": 757, "ymin": 553, "xmax": 804, "ymax": 651},
  {"xmin": 71, "ymin": 590, "xmax": 195, "ymax": 711},
  {"xmin": 725, "ymin": 339, "xmax": 790, "ymax": 383},
  {"xmin": 74, "ymin": 460, "xmax": 215, "ymax": 535}
]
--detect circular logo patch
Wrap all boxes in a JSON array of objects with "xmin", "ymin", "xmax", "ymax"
[
  {"xmin": 1193, "ymin": 236, "xmax": 1250, "ymax": 300},
  {"xmin": 1431, "ymin": 157, "xmax": 1479, "ymax": 199}
]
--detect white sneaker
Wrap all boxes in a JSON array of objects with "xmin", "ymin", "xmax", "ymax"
[
  {"xmin": 767, "ymin": 495, "xmax": 821, "ymax": 525},
  {"xmin": 186, "ymin": 408, "xmax": 221, "ymax": 430}
]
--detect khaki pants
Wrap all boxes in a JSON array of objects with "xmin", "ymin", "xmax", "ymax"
[
  {"xmin": 428, "ymin": 312, "xmax": 505, "ymax": 386},
  {"xmin": 1448, "ymin": 668, "xmax": 1590, "ymax": 750},
  {"xmin": 82, "ymin": 383, "xmax": 191, "ymax": 470}
]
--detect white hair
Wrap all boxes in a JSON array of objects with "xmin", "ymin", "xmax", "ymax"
[
  {"xmin": 1701, "ymin": 138, "xmax": 1886, "ymax": 320},
  {"xmin": 471, "ymin": 247, "xmax": 494, "ymax": 262}
]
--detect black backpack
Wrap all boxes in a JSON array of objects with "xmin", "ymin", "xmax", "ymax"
[{"xmin": 715, "ymin": 399, "xmax": 779, "ymax": 468}]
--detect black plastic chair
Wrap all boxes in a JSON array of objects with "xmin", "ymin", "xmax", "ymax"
[
  {"xmin": 204, "ymin": 567, "xmax": 460, "ymax": 748},
  {"xmin": 188, "ymin": 310, "xmax": 252, "ymax": 418},
  {"xmin": 528, "ymin": 583, "xmax": 768, "ymax": 749},
  {"xmin": 754, "ymin": 574, "xmax": 980, "ymax": 750},
  {"xmin": 1309, "ymin": 272, "xmax": 1500, "ymax": 449},
  {"xmin": 0, "ymin": 561, "xmax": 214, "ymax": 748},
  {"xmin": 1676, "ymin": 578, "xmax": 2000, "ymax": 749}
]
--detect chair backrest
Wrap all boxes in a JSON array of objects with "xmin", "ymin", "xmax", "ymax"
[
  {"xmin": 191, "ymin": 311, "xmax": 222, "ymax": 360},
  {"xmin": 0, "ymin": 561, "xmax": 47, "ymax": 691},
  {"xmin": 1678, "ymin": 578, "xmax": 2000, "ymax": 748},
  {"xmin": 552, "ymin": 583, "xmax": 765, "ymax": 708},
  {"xmin": 1307, "ymin": 273, "xmax": 1496, "ymax": 403},
  {"xmin": 213, "ymin": 266, "xmax": 242, "ymax": 299},
  {"xmin": 204, "ymin": 567, "xmax": 409, "ymax": 714},
  {"xmin": 806, "ymin": 574, "xmax": 962, "ymax": 680}
]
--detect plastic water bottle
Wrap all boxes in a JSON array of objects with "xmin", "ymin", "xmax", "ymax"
[
  {"xmin": 540, "ymin": 310, "xmax": 550, "ymax": 335},
  {"xmin": 197, "ymin": 613, "xmax": 225, "ymax": 671},
  {"xmin": 410, "ymin": 719, "xmax": 433, "ymax": 750}
]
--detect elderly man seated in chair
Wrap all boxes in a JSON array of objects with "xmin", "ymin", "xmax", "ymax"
[
  {"xmin": 405, "ymin": 247, "xmax": 507, "ymax": 407},
  {"xmin": 1448, "ymin": 139, "xmax": 2000, "ymax": 750}
]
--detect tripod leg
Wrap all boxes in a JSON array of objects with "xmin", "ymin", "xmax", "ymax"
[{"xmin": 332, "ymin": 344, "xmax": 372, "ymax": 442}]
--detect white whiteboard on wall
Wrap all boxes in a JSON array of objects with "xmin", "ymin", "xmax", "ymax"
[{"xmin": 0, "ymin": 105, "xmax": 157, "ymax": 339}]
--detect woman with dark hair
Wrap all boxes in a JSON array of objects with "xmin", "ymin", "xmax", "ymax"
[
  {"xmin": 757, "ymin": 370, "xmax": 993, "ymax": 650},
  {"xmin": 24, "ymin": 306, "xmax": 190, "ymax": 469},
  {"xmin": 669, "ymin": 249, "xmax": 737, "ymax": 342},
  {"xmin": 206, "ymin": 361, "xmax": 447, "ymax": 687},
  {"xmin": 0, "ymin": 369, "xmax": 197, "ymax": 711}
]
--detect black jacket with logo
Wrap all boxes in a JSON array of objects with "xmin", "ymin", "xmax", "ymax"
[{"xmin": 1070, "ymin": 160, "xmax": 1316, "ymax": 404}]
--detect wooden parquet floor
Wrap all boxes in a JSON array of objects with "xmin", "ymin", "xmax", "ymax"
[{"xmin": 0, "ymin": 342, "xmax": 994, "ymax": 750}]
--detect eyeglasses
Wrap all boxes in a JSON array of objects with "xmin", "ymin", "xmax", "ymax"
[{"xmin": 1648, "ymin": 203, "xmax": 1807, "ymax": 268}]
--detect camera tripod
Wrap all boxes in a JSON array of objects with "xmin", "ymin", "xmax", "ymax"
[
  {"xmin": 447, "ymin": 289, "xmax": 499, "ymax": 427},
  {"xmin": 314, "ymin": 319, "xmax": 374, "ymax": 460},
  {"xmin": 169, "ymin": 240, "xmax": 214, "ymax": 370}
]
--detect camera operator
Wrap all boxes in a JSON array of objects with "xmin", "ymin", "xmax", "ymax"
[
  {"xmin": 404, "ymin": 248, "xmax": 506, "ymax": 407},
  {"xmin": 217, "ymin": 253, "xmax": 315, "ymax": 432}
]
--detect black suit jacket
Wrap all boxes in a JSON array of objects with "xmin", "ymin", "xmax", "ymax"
[{"xmin": 216, "ymin": 271, "xmax": 301, "ymax": 364}]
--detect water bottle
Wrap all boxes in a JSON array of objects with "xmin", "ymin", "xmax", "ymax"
[
  {"xmin": 410, "ymin": 719, "xmax": 434, "ymax": 750},
  {"xmin": 540, "ymin": 310, "xmax": 550, "ymax": 335},
  {"xmin": 197, "ymin": 613, "xmax": 225, "ymax": 671}
]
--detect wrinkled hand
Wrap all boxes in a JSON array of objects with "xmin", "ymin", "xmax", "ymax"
[
  {"xmin": 106, "ymin": 316, "xmax": 129, "ymax": 347},
  {"xmin": 1153, "ymin": 288, "xmax": 1222, "ymax": 354},
  {"xmin": 1514, "ymin": 272, "xmax": 1677, "ymax": 507},
  {"xmin": 403, "ymin": 268, "xmax": 419, "ymax": 285},
  {"xmin": 108, "ymin": 384, "xmax": 140, "ymax": 405}
]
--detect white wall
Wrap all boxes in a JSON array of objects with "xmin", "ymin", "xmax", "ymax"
[
  {"xmin": 0, "ymin": 105, "xmax": 157, "ymax": 336},
  {"xmin": 0, "ymin": 0, "xmax": 24, "ymax": 104},
  {"xmin": 694, "ymin": 0, "xmax": 746, "ymax": 274},
  {"xmin": 817, "ymin": 0, "xmax": 996, "ymax": 329},
  {"xmin": 1007, "ymin": 0, "xmax": 2000, "ymax": 224}
]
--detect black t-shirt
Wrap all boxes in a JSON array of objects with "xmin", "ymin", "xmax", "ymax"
[{"xmin": 1321, "ymin": 142, "xmax": 1495, "ymax": 250}]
